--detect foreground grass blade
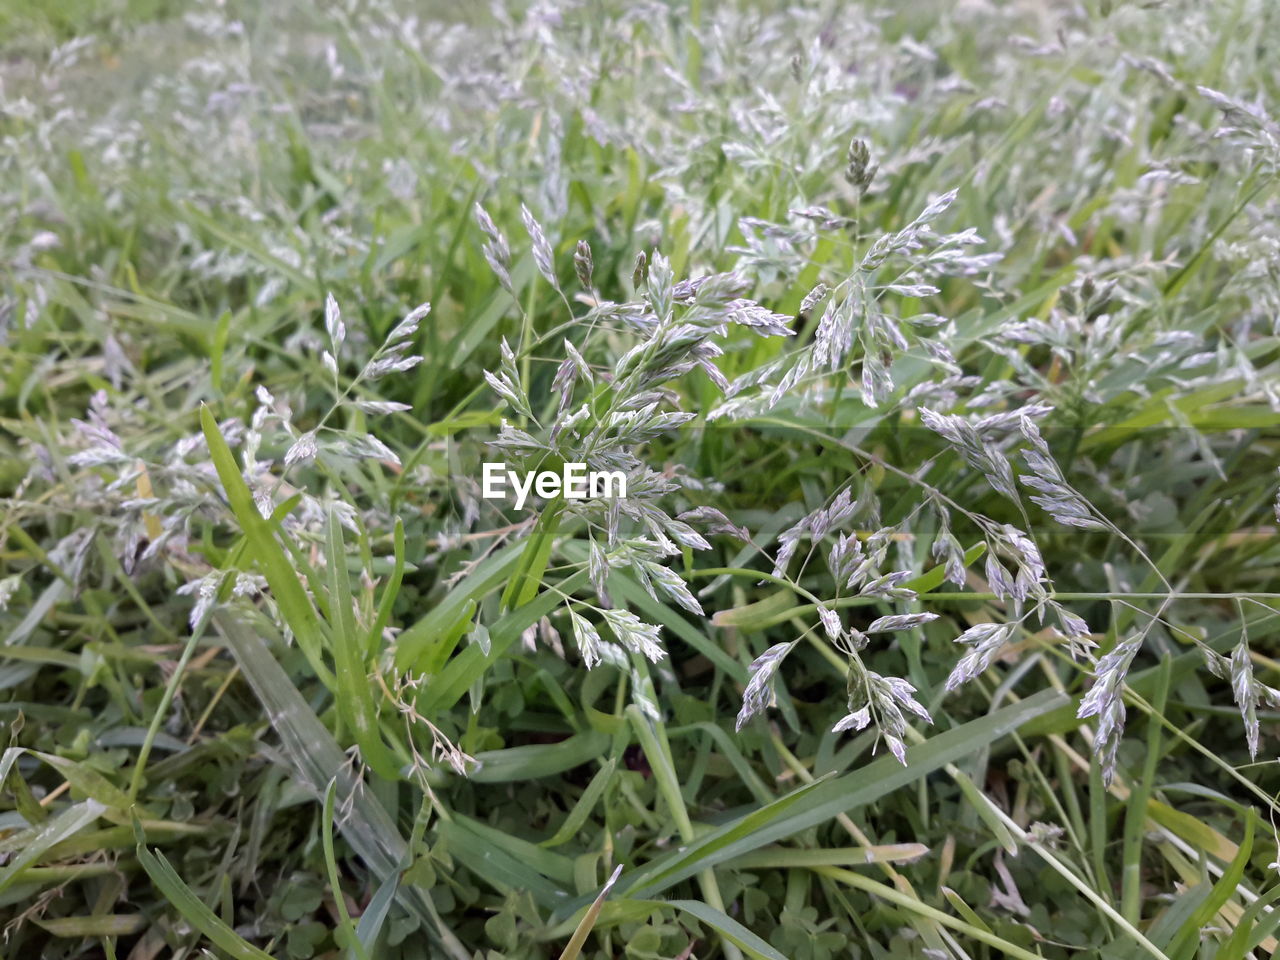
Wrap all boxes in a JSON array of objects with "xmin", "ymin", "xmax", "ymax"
[
  {"xmin": 557, "ymin": 864, "xmax": 623, "ymax": 960},
  {"xmin": 200, "ymin": 405, "xmax": 334, "ymax": 688},
  {"xmin": 133, "ymin": 817, "xmax": 273, "ymax": 960},
  {"xmin": 353, "ymin": 871, "xmax": 400, "ymax": 959},
  {"xmin": 1166, "ymin": 816, "xmax": 1254, "ymax": 960},
  {"xmin": 417, "ymin": 569, "xmax": 591, "ymax": 716},
  {"xmin": 666, "ymin": 900, "xmax": 787, "ymax": 960},
  {"xmin": 0, "ymin": 800, "xmax": 104, "ymax": 896},
  {"xmin": 622, "ymin": 688, "xmax": 1067, "ymax": 899},
  {"xmin": 437, "ymin": 818, "xmax": 571, "ymax": 910},
  {"xmin": 502, "ymin": 498, "xmax": 563, "ymax": 611},
  {"xmin": 325, "ymin": 509, "xmax": 402, "ymax": 780},
  {"xmin": 813, "ymin": 866, "xmax": 1046, "ymax": 960},
  {"xmin": 392, "ymin": 539, "xmax": 523, "ymax": 671},
  {"xmin": 366, "ymin": 517, "xmax": 406, "ymax": 658},
  {"xmin": 466, "ymin": 731, "xmax": 610, "ymax": 783},
  {"xmin": 213, "ymin": 610, "xmax": 451, "ymax": 951},
  {"xmin": 626, "ymin": 701, "xmax": 744, "ymax": 960},
  {"xmin": 1218, "ymin": 883, "xmax": 1280, "ymax": 959},
  {"xmin": 322, "ymin": 779, "xmax": 371, "ymax": 960},
  {"xmin": 539, "ymin": 758, "xmax": 618, "ymax": 848}
]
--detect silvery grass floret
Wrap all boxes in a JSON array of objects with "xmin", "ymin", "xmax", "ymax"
[
  {"xmin": 476, "ymin": 210, "xmax": 793, "ymax": 667},
  {"xmin": 712, "ymin": 189, "xmax": 989, "ymax": 420}
]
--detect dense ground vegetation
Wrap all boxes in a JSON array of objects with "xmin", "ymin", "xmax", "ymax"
[{"xmin": 2, "ymin": 0, "xmax": 1280, "ymax": 957}]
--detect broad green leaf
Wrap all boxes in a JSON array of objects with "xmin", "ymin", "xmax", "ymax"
[
  {"xmin": 450, "ymin": 813, "xmax": 575, "ymax": 885},
  {"xmin": 437, "ymin": 818, "xmax": 571, "ymax": 911},
  {"xmin": 1147, "ymin": 799, "xmax": 1237, "ymax": 862},
  {"xmin": 32, "ymin": 751, "xmax": 137, "ymax": 820},
  {"xmin": 709, "ymin": 588, "xmax": 797, "ymax": 631}
]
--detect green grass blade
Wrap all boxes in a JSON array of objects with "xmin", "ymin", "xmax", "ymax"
[
  {"xmin": 353, "ymin": 870, "xmax": 399, "ymax": 959},
  {"xmin": 0, "ymin": 800, "xmax": 104, "ymax": 895},
  {"xmin": 557, "ymin": 865, "xmax": 623, "ymax": 960},
  {"xmin": 366, "ymin": 517, "xmax": 405, "ymax": 658},
  {"xmin": 323, "ymin": 779, "xmax": 370, "ymax": 960},
  {"xmin": 200, "ymin": 405, "xmax": 334, "ymax": 688},
  {"xmin": 1167, "ymin": 816, "xmax": 1254, "ymax": 960},
  {"xmin": 501, "ymin": 499, "xmax": 563, "ymax": 611},
  {"xmin": 1219, "ymin": 883, "xmax": 1280, "ymax": 959},
  {"xmin": 623, "ymin": 689, "xmax": 1066, "ymax": 898},
  {"xmin": 392, "ymin": 539, "xmax": 524, "ymax": 672},
  {"xmin": 325, "ymin": 509, "xmax": 402, "ymax": 780},
  {"xmin": 417, "ymin": 569, "xmax": 590, "ymax": 716},
  {"xmin": 134, "ymin": 827, "xmax": 274, "ymax": 959},
  {"xmin": 467, "ymin": 731, "xmax": 610, "ymax": 783},
  {"xmin": 540, "ymin": 758, "xmax": 618, "ymax": 848},
  {"xmin": 814, "ymin": 866, "xmax": 1047, "ymax": 960},
  {"xmin": 436, "ymin": 818, "xmax": 570, "ymax": 911},
  {"xmin": 1123, "ymin": 656, "xmax": 1172, "ymax": 924},
  {"xmin": 213, "ymin": 610, "xmax": 442, "ymax": 942},
  {"xmin": 666, "ymin": 900, "xmax": 786, "ymax": 960}
]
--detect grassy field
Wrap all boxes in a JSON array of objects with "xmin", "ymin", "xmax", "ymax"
[{"xmin": 2, "ymin": 0, "xmax": 1280, "ymax": 957}]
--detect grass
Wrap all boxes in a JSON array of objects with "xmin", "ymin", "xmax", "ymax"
[{"xmin": 2, "ymin": 0, "xmax": 1280, "ymax": 958}]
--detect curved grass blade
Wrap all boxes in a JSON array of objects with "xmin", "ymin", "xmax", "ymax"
[
  {"xmin": 1166, "ymin": 816, "xmax": 1254, "ymax": 960},
  {"xmin": 133, "ymin": 816, "xmax": 273, "ymax": 960},
  {"xmin": 323, "ymin": 779, "xmax": 371, "ymax": 960},
  {"xmin": 0, "ymin": 800, "xmax": 104, "ymax": 896},
  {"xmin": 353, "ymin": 870, "xmax": 399, "ymax": 959},
  {"xmin": 540, "ymin": 758, "xmax": 618, "ymax": 848}
]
